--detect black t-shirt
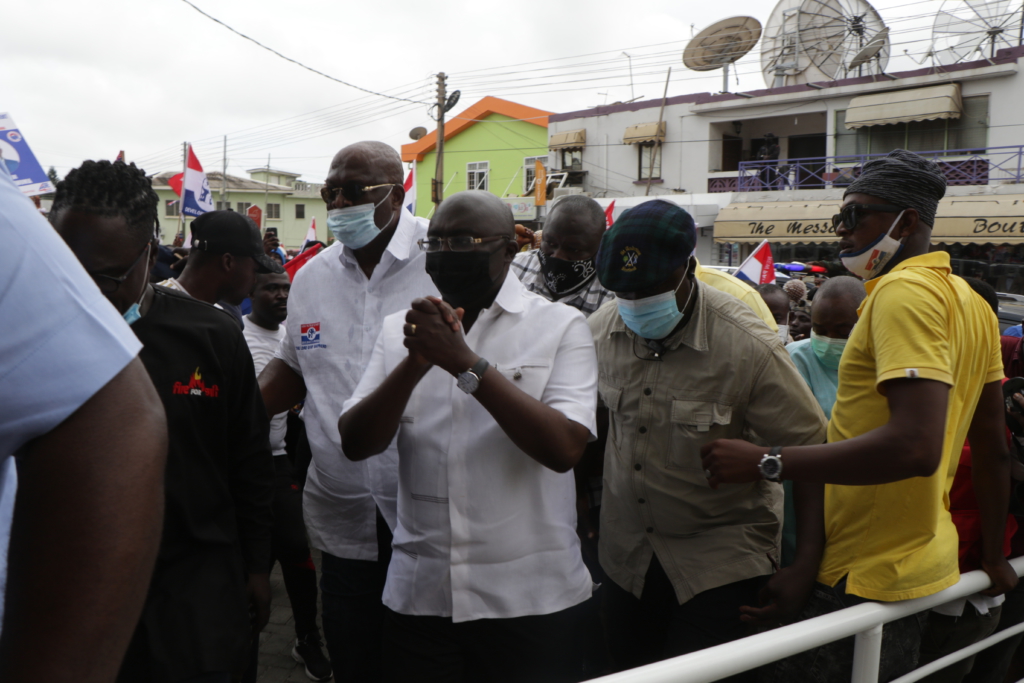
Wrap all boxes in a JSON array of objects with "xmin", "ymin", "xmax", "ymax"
[{"xmin": 122, "ymin": 286, "xmax": 273, "ymax": 681}]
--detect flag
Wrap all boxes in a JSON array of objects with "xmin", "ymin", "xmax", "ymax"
[
  {"xmin": 734, "ymin": 240, "xmax": 776, "ymax": 285},
  {"xmin": 115, "ymin": 150, "xmax": 125, "ymax": 163},
  {"xmin": 168, "ymin": 144, "xmax": 214, "ymax": 218},
  {"xmin": 403, "ymin": 166, "xmax": 415, "ymax": 215},
  {"xmin": 301, "ymin": 217, "xmax": 317, "ymax": 251},
  {"xmin": 284, "ymin": 242, "xmax": 323, "ymax": 281},
  {"xmin": 604, "ymin": 200, "xmax": 616, "ymax": 228}
]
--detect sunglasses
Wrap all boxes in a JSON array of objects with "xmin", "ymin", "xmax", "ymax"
[
  {"xmin": 417, "ymin": 235, "xmax": 512, "ymax": 253},
  {"xmin": 320, "ymin": 182, "xmax": 396, "ymax": 205},
  {"xmin": 89, "ymin": 242, "xmax": 151, "ymax": 294},
  {"xmin": 831, "ymin": 203, "xmax": 904, "ymax": 231}
]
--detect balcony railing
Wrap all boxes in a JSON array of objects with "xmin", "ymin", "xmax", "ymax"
[{"xmin": 719, "ymin": 145, "xmax": 1024, "ymax": 193}]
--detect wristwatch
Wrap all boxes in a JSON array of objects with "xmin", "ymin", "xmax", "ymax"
[
  {"xmin": 758, "ymin": 446, "xmax": 783, "ymax": 482},
  {"xmin": 456, "ymin": 357, "xmax": 490, "ymax": 395}
]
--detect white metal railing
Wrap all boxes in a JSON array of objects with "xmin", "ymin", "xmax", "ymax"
[{"xmin": 591, "ymin": 556, "xmax": 1024, "ymax": 683}]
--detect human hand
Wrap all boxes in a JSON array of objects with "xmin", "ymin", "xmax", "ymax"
[
  {"xmin": 246, "ymin": 572, "xmax": 271, "ymax": 638},
  {"xmin": 515, "ymin": 224, "xmax": 534, "ymax": 250},
  {"xmin": 403, "ymin": 298, "xmax": 475, "ymax": 375},
  {"xmin": 263, "ymin": 233, "xmax": 280, "ymax": 255},
  {"xmin": 701, "ymin": 439, "xmax": 766, "ymax": 489},
  {"xmin": 980, "ymin": 556, "xmax": 1019, "ymax": 597},
  {"xmin": 740, "ymin": 564, "xmax": 816, "ymax": 626}
]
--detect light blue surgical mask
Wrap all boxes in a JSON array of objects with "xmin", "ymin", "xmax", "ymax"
[
  {"xmin": 616, "ymin": 262, "xmax": 694, "ymax": 340},
  {"xmin": 122, "ymin": 244, "xmax": 151, "ymax": 326},
  {"xmin": 810, "ymin": 330, "xmax": 847, "ymax": 371},
  {"xmin": 327, "ymin": 186, "xmax": 394, "ymax": 249}
]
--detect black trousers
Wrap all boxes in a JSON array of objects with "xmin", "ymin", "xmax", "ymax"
[
  {"xmin": 603, "ymin": 554, "xmax": 761, "ymax": 680},
  {"xmin": 381, "ymin": 601, "xmax": 588, "ymax": 683},
  {"xmin": 269, "ymin": 455, "xmax": 319, "ymax": 638}
]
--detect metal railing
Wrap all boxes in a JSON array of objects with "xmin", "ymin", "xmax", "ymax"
[
  {"xmin": 730, "ymin": 145, "xmax": 1024, "ymax": 192},
  {"xmin": 591, "ymin": 556, "xmax": 1024, "ymax": 683}
]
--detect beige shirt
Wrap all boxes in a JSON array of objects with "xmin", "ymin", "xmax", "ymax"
[{"xmin": 589, "ymin": 282, "xmax": 827, "ymax": 604}]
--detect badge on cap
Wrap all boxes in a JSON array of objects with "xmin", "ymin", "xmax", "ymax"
[{"xmin": 621, "ymin": 246, "xmax": 641, "ymax": 272}]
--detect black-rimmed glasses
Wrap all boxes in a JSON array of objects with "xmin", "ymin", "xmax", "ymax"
[
  {"xmin": 320, "ymin": 182, "xmax": 396, "ymax": 205},
  {"xmin": 831, "ymin": 203, "xmax": 904, "ymax": 231},
  {"xmin": 417, "ymin": 235, "xmax": 512, "ymax": 253},
  {"xmin": 89, "ymin": 243, "xmax": 150, "ymax": 294}
]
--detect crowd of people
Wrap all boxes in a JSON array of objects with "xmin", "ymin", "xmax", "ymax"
[{"xmin": 2, "ymin": 144, "xmax": 1024, "ymax": 683}]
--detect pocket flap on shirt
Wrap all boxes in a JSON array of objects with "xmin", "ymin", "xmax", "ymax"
[
  {"xmin": 598, "ymin": 379, "xmax": 623, "ymax": 412},
  {"xmin": 671, "ymin": 400, "xmax": 732, "ymax": 432}
]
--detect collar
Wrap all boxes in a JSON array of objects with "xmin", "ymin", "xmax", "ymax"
[
  {"xmin": 339, "ymin": 207, "xmax": 419, "ymax": 268},
  {"xmin": 490, "ymin": 270, "xmax": 526, "ymax": 315},
  {"xmin": 609, "ymin": 279, "xmax": 708, "ymax": 353},
  {"xmin": 863, "ymin": 251, "xmax": 951, "ymax": 298}
]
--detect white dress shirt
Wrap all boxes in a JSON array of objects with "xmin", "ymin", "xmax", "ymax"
[
  {"xmin": 276, "ymin": 208, "xmax": 436, "ymax": 560},
  {"xmin": 243, "ymin": 319, "xmax": 288, "ymax": 456},
  {"xmin": 342, "ymin": 272, "xmax": 599, "ymax": 622}
]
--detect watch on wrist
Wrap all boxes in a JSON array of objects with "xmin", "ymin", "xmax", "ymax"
[
  {"xmin": 456, "ymin": 357, "xmax": 490, "ymax": 395},
  {"xmin": 758, "ymin": 446, "xmax": 783, "ymax": 482}
]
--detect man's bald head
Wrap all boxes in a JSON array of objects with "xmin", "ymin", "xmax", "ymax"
[
  {"xmin": 329, "ymin": 141, "xmax": 404, "ymax": 185},
  {"xmin": 812, "ymin": 276, "xmax": 865, "ymax": 340},
  {"xmin": 815, "ymin": 276, "xmax": 867, "ymax": 308},
  {"xmin": 432, "ymin": 190, "xmax": 515, "ymax": 239}
]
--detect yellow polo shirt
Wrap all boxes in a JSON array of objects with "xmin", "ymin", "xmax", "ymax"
[
  {"xmin": 818, "ymin": 252, "xmax": 1003, "ymax": 601},
  {"xmin": 694, "ymin": 260, "xmax": 778, "ymax": 332}
]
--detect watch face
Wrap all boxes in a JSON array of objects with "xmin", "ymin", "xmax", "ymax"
[
  {"xmin": 762, "ymin": 456, "xmax": 782, "ymax": 479},
  {"xmin": 457, "ymin": 372, "xmax": 480, "ymax": 394}
]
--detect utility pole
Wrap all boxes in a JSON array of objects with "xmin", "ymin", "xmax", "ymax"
[
  {"xmin": 433, "ymin": 72, "xmax": 447, "ymax": 206},
  {"xmin": 178, "ymin": 141, "xmax": 187, "ymax": 242},
  {"xmin": 221, "ymin": 135, "xmax": 227, "ymax": 210},
  {"xmin": 645, "ymin": 67, "xmax": 672, "ymax": 197}
]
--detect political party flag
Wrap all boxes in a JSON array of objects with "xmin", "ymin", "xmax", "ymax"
[
  {"xmin": 301, "ymin": 217, "xmax": 317, "ymax": 251},
  {"xmin": 115, "ymin": 150, "xmax": 125, "ymax": 163},
  {"xmin": 734, "ymin": 239, "xmax": 776, "ymax": 285},
  {"xmin": 284, "ymin": 242, "xmax": 323, "ymax": 281},
  {"xmin": 604, "ymin": 200, "xmax": 616, "ymax": 229},
  {"xmin": 168, "ymin": 144, "xmax": 214, "ymax": 218},
  {"xmin": 0, "ymin": 113, "xmax": 54, "ymax": 196},
  {"xmin": 403, "ymin": 166, "xmax": 415, "ymax": 215}
]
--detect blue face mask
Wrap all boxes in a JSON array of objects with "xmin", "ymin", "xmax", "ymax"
[
  {"xmin": 810, "ymin": 330, "xmax": 847, "ymax": 371},
  {"xmin": 122, "ymin": 243, "xmax": 151, "ymax": 326},
  {"xmin": 327, "ymin": 186, "xmax": 394, "ymax": 249},
  {"xmin": 615, "ymin": 263, "xmax": 693, "ymax": 340}
]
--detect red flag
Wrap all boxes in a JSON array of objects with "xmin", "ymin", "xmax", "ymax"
[
  {"xmin": 604, "ymin": 200, "xmax": 615, "ymax": 229},
  {"xmin": 283, "ymin": 242, "xmax": 323, "ymax": 281},
  {"xmin": 168, "ymin": 173, "xmax": 184, "ymax": 197}
]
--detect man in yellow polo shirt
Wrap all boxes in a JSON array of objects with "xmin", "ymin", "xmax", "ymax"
[
  {"xmin": 702, "ymin": 149, "xmax": 1016, "ymax": 682},
  {"xmin": 694, "ymin": 260, "xmax": 778, "ymax": 333}
]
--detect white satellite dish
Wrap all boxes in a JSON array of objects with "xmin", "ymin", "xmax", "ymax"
[
  {"xmin": 932, "ymin": 0, "xmax": 1024, "ymax": 65},
  {"xmin": 847, "ymin": 26, "xmax": 890, "ymax": 74},
  {"xmin": 761, "ymin": 0, "xmax": 889, "ymax": 87},
  {"xmin": 409, "ymin": 126, "xmax": 428, "ymax": 141},
  {"xmin": 683, "ymin": 16, "xmax": 763, "ymax": 92}
]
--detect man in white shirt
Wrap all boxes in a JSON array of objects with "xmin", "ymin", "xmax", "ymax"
[
  {"xmin": 258, "ymin": 141, "xmax": 437, "ymax": 680},
  {"xmin": 243, "ymin": 272, "xmax": 331, "ymax": 681},
  {"xmin": 339, "ymin": 190, "xmax": 598, "ymax": 683}
]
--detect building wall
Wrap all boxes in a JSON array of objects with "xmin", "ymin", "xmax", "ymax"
[{"xmin": 413, "ymin": 113, "xmax": 548, "ymax": 218}]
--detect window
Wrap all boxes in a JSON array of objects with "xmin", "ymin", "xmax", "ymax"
[
  {"xmin": 166, "ymin": 199, "xmax": 180, "ymax": 217},
  {"xmin": 267, "ymin": 203, "xmax": 280, "ymax": 219},
  {"xmin": 523, "ymin": 156, "xmax": 547, "ymax": 193},
  {"xmin": 295, "ymin": 204, "xmax": 305, "ymax": 219},
  {"xmin": 835, "ymin": 95, "xmax": 989, "ymax": 158},
  {"xmin": 560, "ymin": 149, "xmax": 583, "ymax": 170},
  {"xmin": 638, "ymin": 143, "xmax": 662, "ymax": 180},
  {"xmin": 467, "ymin": 161, "xmax": 489, "ymax": 191},
  {"xmin": 236, "ymin": 202, "xmax": 252, "ymax": 214},
  {"xmin": 215, "ymin": 201, "xmax": 230, "ymax": 211}
]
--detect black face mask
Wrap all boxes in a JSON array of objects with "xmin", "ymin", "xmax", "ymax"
[
  {"xmin": 425, "ymin": 250, "xmax": 499, "ymax": 310},
  {"xmin": 537, "ymin": 250, "xmax": 596, "ymax": 300}
]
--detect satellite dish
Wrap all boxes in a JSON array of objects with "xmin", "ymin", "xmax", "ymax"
[
  {"xmin": 847, "ymin": 26, "xmax": 890, "ymax": 74},
  {"xmin": 683, "ymin": 16, "xmax": 762, "ymax": 92},
  {"xmin": 409, "ymin": 126, "xmax": 427, "ymax": 141},
  {"xmin": 761, "ymin": 0, "xmax": 889, "ymax": 87},
  {"xmin": 932, "ymin": 0, "xmax": 1024, "ymax": 65}
]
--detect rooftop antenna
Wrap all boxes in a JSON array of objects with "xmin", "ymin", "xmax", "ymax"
[
  {"xmin": 683, "ymin": 16, "xmax": 763, "ymax": 93},
  {"xmin": 622, "ymin": 52, "xmax": 635, "ymax": 100}
]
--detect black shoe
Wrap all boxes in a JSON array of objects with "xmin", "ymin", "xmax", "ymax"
[{"xmin": 291, "ymin": 633, "xmax": 333, "ymax": 681}]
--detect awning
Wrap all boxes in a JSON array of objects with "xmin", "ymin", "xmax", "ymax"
[
  {"xmin": 623, "ymin": 121, "xmax": 666, "ymax": 145},
  {"xmin": 844, "ymin": 83, "xmax": 962, "ymax": 129},
  {"xmin": 549, "ymin": 129, "xmax": 586, "ymax": 150},
  {"xmin": 713, "ymin": 195, "xmax": 1024, "ymax": 244}
]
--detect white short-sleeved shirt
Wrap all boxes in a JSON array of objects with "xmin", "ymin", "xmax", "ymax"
[
  {"xmin": 243, "ymin": 319, "xmax": 288, "ymax": 455},
  {"xmin": 342, "ymin": 272, "xmax": 598, "ymax": 622},
  {"xmin": 0, "ymin": 164, "xmax": 142, "ymax": 629},
  {"xmin": 276, "ymin": 209, "xmax": 437, "ymax": 560}
]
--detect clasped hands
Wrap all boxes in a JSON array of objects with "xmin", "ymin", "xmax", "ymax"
[{"xmin": 403, "ymin": 296, "xmax": 478, "ymax": 376}]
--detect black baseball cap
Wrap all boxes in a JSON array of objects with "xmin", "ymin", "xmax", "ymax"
[{"xmin": 190, "ymin": 210, "xmax": 284, "ymax": 274}]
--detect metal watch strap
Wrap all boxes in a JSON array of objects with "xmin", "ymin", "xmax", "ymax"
[{"xmin": 468, "ymin": 357, "xmax": 489, "ymax": 380}]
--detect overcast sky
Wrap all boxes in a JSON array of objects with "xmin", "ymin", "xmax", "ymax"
[{"xmin": 2, "ymin": 0, "xmax": 946, "ymax": 183}]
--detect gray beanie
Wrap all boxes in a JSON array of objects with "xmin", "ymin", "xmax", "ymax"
[{"xmin": 844, "ymin": 149, "xmax": 947, "ymax": 227}]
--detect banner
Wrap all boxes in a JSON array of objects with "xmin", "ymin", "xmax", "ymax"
[
  {"xmin": 534, "ymin": 159, "xmax": 547, "ymax": 207},
  {"xmin": 247, "ymin": 204, "xmax": 262, "ymax": 229},
  {"xmin": 0, "ymin": 113, "xmax": 54, "ymax": 196},
  {"xmin": 403, "ymin": 166, "xmax": 415, "ymax": 215}
]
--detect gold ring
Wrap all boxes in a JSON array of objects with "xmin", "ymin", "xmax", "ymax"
[{"xmin": 410, "ymin": 324, "xmax": 417, "ymax": 336}]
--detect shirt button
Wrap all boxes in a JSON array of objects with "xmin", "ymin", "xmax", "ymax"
[
  {"xmin": 634, "ymin": 463, "xmax": 642, "ymax": 471},
  {"xmin": 638, "ymin": 498, "xmax": 645, "ymax": 504},
  {"xmin": 639, "ymin": 426, "xmax": 647, "ymax": 434},
  {"xmin": 644, "ymin": 388, "xmax": 652, "ymax": 396},
  {"xmin": 646, "ymin": 527, "xmax": 654, "ymax": 533}
]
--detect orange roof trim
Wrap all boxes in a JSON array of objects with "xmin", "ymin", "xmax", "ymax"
[{"xmin": 401, "ymin": 96, "xmax": 552, "ymax": 163}]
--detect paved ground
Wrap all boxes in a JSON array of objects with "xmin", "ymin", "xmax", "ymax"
[{"xmin": 254, "ymin": 549, "xmax": 329, "ymax": 683}]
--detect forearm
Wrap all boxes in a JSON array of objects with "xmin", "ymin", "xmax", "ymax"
[
  {"xmin": 782, "ymin": 426, "xmax": 937, "ymax": 484},
  {"xmin": 258, "ymin": 358, "xmax": 306, "ymax": 417},
  {"xmin": 340, "ymin": 357, "xmax": 427, "ymax": 460},
  {"xmin": 472, "ymin": 367, "xmax": 589, "ymax": 473}
]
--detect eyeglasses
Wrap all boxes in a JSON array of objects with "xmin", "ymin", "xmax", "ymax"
[
  {"xmin": 417, "ymin": 235, "xmax": 512, "ymax": 253},
  {"xmin": 89, "ymin": 243, "xmax": 151, "ymax": 294},
  {"xmin": 320, "ymin": 182, "xmax": 396, "ymax": 205},
  {"xmin": 831, "ymin": 203, "xmax": 904, "ymax": 231}
]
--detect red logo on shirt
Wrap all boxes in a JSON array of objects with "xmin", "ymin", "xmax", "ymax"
[{"xmin": 172, "ymin": 367, "xmax": 220, "ymax": 398}]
